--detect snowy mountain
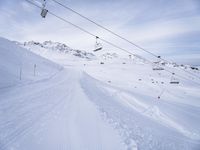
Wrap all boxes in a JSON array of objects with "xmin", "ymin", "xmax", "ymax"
[
  {"xmin": 17, "ymin": 40, "xmax": 96, "ymax": 61},
  {"xmin": 19, "ymin": 41, "xmax": 158, "ymax": 69},
  {"xmin": 20, "ymin": 40, "xmax": 198, "ymax": 69},
  {"xmin": 1, "ymin": 37, "xmax": 200, "ymax": 150}
]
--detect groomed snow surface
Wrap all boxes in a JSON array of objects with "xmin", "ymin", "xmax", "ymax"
[{"xmin": 0, "ymin": 37, "xmax": 200, "ymax": 150}]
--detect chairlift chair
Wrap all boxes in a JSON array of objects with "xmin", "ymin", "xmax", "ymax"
[
  {"xmin": 170, "ymin": 73, "xmax": 179, "ymax": 84},
  {"xmin": 41, "ymin": 0, "xmax": 48, "ymax": 18},
  {"xmin": 41, "ymin": 9, "xmax": 48, "ymax": 18},
  {"xmin": 93, "ymin": 36, "xmax": 103, "ymax": 52},
  {"xmin": 152, "ymin": 56, "xmax": 164, "ymax": 71}
]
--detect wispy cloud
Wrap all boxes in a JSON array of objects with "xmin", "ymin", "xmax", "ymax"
[{"xmin": 0, "ymin": 0, "xmax": 200, "ymax": 65}]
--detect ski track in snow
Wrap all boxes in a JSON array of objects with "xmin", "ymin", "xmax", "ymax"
[
  {"xmin": 0, "ymin": 69, "xmax": 126, "ymax": 150},
  {"xmin": 80, "ymin": 72, "xmax": 200, "ymax": 150}
]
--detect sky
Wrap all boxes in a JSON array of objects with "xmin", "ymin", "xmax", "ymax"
[{"xmin": 0, "ymin": 0, "xmax": 200, "ymax": 65}]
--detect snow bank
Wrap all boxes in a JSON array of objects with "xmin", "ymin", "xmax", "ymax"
[{"xmin": 0, "ymin": 37, "xmax": 62, "ymax": 88}]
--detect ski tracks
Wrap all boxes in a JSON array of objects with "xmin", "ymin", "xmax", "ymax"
[
  {"xmin": 80, "ymin": 72, "xmax": 200, "ymax": 150},
  {"xmin": 0, "ymin": 69, "xmax": 126, "ymax": 150},
  {"xmin": 0, "ymin": 70, "xmax": 72, "ymax": 150}
]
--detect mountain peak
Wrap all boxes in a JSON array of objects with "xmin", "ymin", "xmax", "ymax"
[{"xmin": 20, "ymin": 40, "xmax": 96, "ymax": 60}]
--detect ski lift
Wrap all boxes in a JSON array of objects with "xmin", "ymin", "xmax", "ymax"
[
  {"xmin": 158, "ymin": 88, "xmax": 165, "ymax": 99},
  {"xmin": 152, "ymin": 56, "xmax": 164, "ymax": 71},
  {"xmin": 152, "ymin": 65, "xmax": 164, "ymax": 71},
  {"xmin": 41, "ymin": 0, "xmax": 48, "ymax": 18},
  {"xmin": 93, "ymin": 36, "xmax": 103, "ymax": 52},
  {"xmin": 170, "ymin": 73, "xmax": 179, "ymax": 84}
]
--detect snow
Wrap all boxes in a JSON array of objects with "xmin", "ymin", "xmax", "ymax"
[
  {"xmin": 1, "ymin": 37, "xmax": 200, "ymax": 150},
  {"xmin": 19, "ymin": 41, "xmax": 96, "ymax": 63},
  {"xmin": 0, "ymin": 38, "xmax": 61, "ymax": 89}
]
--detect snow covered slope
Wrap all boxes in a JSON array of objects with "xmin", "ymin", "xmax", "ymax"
[
  {"xmin": 0, "ymin": 37, "xmax": 126, "ymax": 150},
  {"xmin": 0, "ymin": 38, "xmax": 61, "ymax": 88},
  {"xmin": 82, "ymin": 61, "xmax": 200, "ymax": 149},
  {"xmin": 1, "ymin": 37, "xmax": 200, "ymax": 150}
]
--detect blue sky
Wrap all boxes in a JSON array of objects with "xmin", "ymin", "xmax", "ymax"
[{"xmin": 0, "ymin": 0, "xmax": 200, "ymax": 65}]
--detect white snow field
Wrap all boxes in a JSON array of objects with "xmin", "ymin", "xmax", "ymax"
[{"xmin": 0, "ymin": 37, "xmax": 200, "ymax": 150}]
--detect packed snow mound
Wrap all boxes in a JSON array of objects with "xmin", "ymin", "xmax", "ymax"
[
  {"xmin": 19, "ymin": 41, "xmax": 96, "ymax": 60},
  {"xmin": 0, "ymin": 37, "xmax": 61, "ymax": 88}
]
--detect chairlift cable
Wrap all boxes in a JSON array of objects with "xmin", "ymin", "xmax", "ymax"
[
  {"xmin": 24, "ymin": 0, "xmax": 200, "ymax": 86},
  {"xmin": 51, "ymin": 0, "xmax": 200, "ymax": 80},
  {"xmin": 51, "ymin": 0, "xmax": 157, "ymax": 57}
]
